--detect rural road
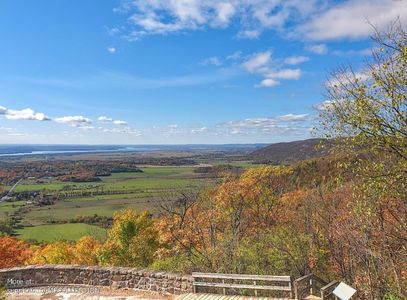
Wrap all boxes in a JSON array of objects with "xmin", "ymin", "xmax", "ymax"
[{"xmin": 0, "ymin": 177, "xmax": 23, "ymax": 203}]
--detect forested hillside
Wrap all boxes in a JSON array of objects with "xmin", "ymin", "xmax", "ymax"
[{"xmin": 248, "ymin": 138, "xmax": 333, "ymax": 164}]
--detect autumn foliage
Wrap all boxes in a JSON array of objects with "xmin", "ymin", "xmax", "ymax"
[
  {"xmin": 0, "ymin": 236, "xmax": 32, "ymax": 268},
  {"xmin": 0, "ymin": 158, "xmax": 405, "ymax": 299}
]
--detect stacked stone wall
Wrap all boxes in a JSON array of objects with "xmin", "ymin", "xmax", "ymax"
[{"xmin": 0, "ymin": 265, "xmax": 193, "ymax": 294}]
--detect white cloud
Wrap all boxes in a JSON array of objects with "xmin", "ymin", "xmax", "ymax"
[
  {"xmin": 306, "ymin": 44, "xmax": 328, "ymax": 55},
  {"xmin": 6, "ymin": 133, "xmax": 25, "ymax": 137},
  {"xmin": 191, "ymin": 126, "xmax": 208, "ymax": 134},
  {"xmin": 242, "ymin": 51, "xmax": 303, "ymax": 87},
  {"xmin": 325, "ymin": 70, "xmax": 370, "ymax": 89},
  {"xmin": 224, "ymin": 113, "xmax": 313, "ymax": 131},
  {"xmin": 224, "ymin": 118, "xmax": 276, "ymax": 130},
  {"xmin": 0, "ymin": 106, "xmax": 50, "ymax": 121},
  {"xmin": 284, "ymin": 55, "xmax": 310, "ymax": 65},
  {"xmin": 98, "ymin": 116, "xmax": 128, "ymax": 125},
  {"xmin": 298, "ymin": 0, "xmax": 407, "ymax": 41},
  {"xmin": 275, "ymin": 113, "xmax": 311, "ymax": 121},
  {"xmin": 314, "ymin": 100, "xmax": 334, "ymax": 111},
  {"xmin": 214, "ymin": 2, "xmax": 236, "ymax": 27},
  {"xmin": 77, "ymin": 125, "xmax": 94, "ymax": 131},
  {"xmin": 331, "ymin": 48, "xmax": 372, "ymax": 56},
  {"xmin": 107, "ymin": 47, "xmax": 117, "ymax": 53},
  {"xmin": 54, "ymin": 116, "xmax": 92, "ymax": 127},
  {"xmin": 226, "ymin": 51, "xmax": 242, "ymax": 61},
  {"xmin": 120, "ymin": 1, "xmax": 319, "ymax": 40},
  {"xmin": 113, "ymin": 120, "xmax": 128, "ymax": 125},
  {"xmin": 116, "ymin": 0, "xmax": 406, "ymax": 43},
  {"xmin": 98, "ymin": 116, "xmax": 113, "ymax": 122},
  {"xmin": 257, "ymin": 78, "xmax": 280, "ymax": 88},
  {"xmin": 200, "ymin": 56, "xmax": 222, "ymax": 66},
  {"xmin": 0, "ymin": 126, "xmax": 17, "ymax": 136},
  {"xmin": 237, "ymin": 30, "xmax": 261, "ymax": 39},
  {"xmin": 242, "ymin": 51, "xmax": 271, "ymax": 73},
  {"xmin": 102, "ymin": 126, "xmax": 142, "ymax": 136},
  {"xmin": 222, "ymin": 114, "xmax": 313, "ymax": 135},
  {"xmin": 266, "ymin": 68, "xmax": 302, "ymax": 80}
]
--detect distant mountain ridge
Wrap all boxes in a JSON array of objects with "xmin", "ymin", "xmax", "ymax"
[{"xmin": 248, "ymin": 138, "xmax": 333, "ymax": 164}]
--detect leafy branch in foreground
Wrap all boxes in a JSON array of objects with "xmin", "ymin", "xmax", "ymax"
[
  {"xmin": 319, "ymin": 21, "xmax": 407, "ymax": 299},
  {"xmin": 320, "ymin": 21, "xmax": 406, "ymax": 200}
]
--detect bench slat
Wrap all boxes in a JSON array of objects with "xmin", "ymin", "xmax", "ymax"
[
  {"xmin": 194, "ymin": 281, "xmax": 292, "ymax": 291},
  {"xmin": 192, "ymin": 273, "xmax": 291, "ymax": 282}
]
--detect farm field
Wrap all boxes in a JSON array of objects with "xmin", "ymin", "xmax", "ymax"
[
  {"xmin": 6, "ymin": 165, "xmax": 217, "ymax": 241},
  {"xmin": 0, "ymin": 200, "xmax": 25, "ymax": 217},
  {"xmin": 17, "ymin": 223, "xmax": 107, "ymax": 242},
  {"xmin": 10, "ymin": 166, "xmax": 202, "ymax": 192}
]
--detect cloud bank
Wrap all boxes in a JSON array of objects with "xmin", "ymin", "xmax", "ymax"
[
  {"xmin": 0, "ymin": 106, "xmax": 51, "ymax": 121},
  {"xmin": 115, "ymin": 0, "xmax": 407, "ymax": 41}
]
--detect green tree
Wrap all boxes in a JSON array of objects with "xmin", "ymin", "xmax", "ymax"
[
  {"xmin": 319, "ymin": 22, "xmax": 407, "ymax": 299},
  {"xmin": 0, "ymin": 218, "xmax": 14, "ymax": 236},
  {"xmin": 320, "ymin": 21, "xmax": 406, "ymax": 199},
  {"xmin": 99, "ymin": 209, "xmax": 159, "ymax": 267}
]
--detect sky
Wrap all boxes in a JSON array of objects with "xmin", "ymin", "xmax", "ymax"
[{"xmin": 0, "ymin": 0, "xmax": 406, "ymax": 145}]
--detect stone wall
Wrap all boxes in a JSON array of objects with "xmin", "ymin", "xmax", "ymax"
[{"xmin": 0, "ymin": 265, "xmax": 193, "ymax": 294}]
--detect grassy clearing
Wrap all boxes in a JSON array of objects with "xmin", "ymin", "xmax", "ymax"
[
  {"xmin": 17, "ymin": 223, "xmax": 107, "ymax": 242},
  {"xmin": 11, "ymin": 166, "xmax": 215, "ymax": 241},
  {"xmin": 21, "ymin": 197, "xmax": 160, "ymax": 225},
  {"xmin": 106, "ymin": 166, "xmax": 196, "ymax": 178},
  {"xmin": 0, "ymin": 200, "xmax": 25, "ymax": 217}
]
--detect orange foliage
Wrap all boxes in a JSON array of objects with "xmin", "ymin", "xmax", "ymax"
[
  {"xmin": 0, "ymin": 236, "xmax": 32, "ymax": 268},
  {"xmin": 72, "ymin": 236, "xmax": 101, "ymax": 265}
]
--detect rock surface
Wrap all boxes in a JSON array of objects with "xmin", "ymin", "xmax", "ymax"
[{"xmin": 0, "ymin": 265, "xmax": 193, "ymax": 298}]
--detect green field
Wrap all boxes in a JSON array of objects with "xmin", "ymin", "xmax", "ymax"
[
  {"xmin": 7, "ymin": 165, "xmax": 214, "ymax": 241},
  {"xmin": 17, "ymin": 223, "xmax": 107, "ymax": 242},
  {"xmin": 12, "ymin": 166, "xmax": 202, "ymax": 192},
  {"xmin": 5, "ymin": 162, "xmax": 259, "ymax": 242},
  {"xmin": 21, "ymin": 197, "xmax": 161, "ymax": 225},
  {"xmin": 0, "ymin": 200, "xmax": 26, "ymax": 217}
]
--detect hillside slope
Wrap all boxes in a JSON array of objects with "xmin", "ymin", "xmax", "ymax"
[{"xmin": 248, "ymin": 138, "xmax": 333, "ymax": 164}]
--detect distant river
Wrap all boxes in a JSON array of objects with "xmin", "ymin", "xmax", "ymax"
[
  {"xmin": 0, "ymin": 146, "xmax": 157, "ymax": 157},
  {"xmin": 0, "ymin": 144, "xmax": 264, "ymax": 157}
]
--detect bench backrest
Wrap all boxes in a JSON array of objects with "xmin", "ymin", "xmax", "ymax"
[{"xmin": 192, "ymin": 272, "xmax": 294, "ymax": 298}]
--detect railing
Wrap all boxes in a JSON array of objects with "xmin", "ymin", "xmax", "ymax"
[
  {"xmin": 294, "ymin": 274, "xmax": 341, "ymax": 300},
  {"xmin": 192, "ymin": 272, "xmax": 294, "ymax": 298},
  {"xmin": 294, "ymin": 274, "xmax": 326, "ymax": 299},
  {"xmin": 321, "ymin": 280, "xmax": 340, "ymax": 300}
]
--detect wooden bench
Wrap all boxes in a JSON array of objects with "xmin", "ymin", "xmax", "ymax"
[{"xmin": 192, "ymin": 272, "xmax": 294, "ymax": 299}]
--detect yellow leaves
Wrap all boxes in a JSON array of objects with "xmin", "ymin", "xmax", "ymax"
[
  {"xmin": 73, "ymin": 236, "xmax": 101, "ymax": 265},
  {"xmin": 28, "ymin": 236, "xmax": 101, "ymax": 266},
  {"xmin": 101, "ymin": 208, "xmax": 159, "ymax": 267},
  {"xmin": 29, "ymin": 241, "xmax": 74, "ymax": 265},
  {"xmin": 26, "ymin": 209, "xmax": 159, "ymax": 268}
]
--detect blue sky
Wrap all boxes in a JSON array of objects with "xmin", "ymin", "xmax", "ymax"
[{"xmin": 0, "ymin": 0, "xmax": 405, "ymax": 144}]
